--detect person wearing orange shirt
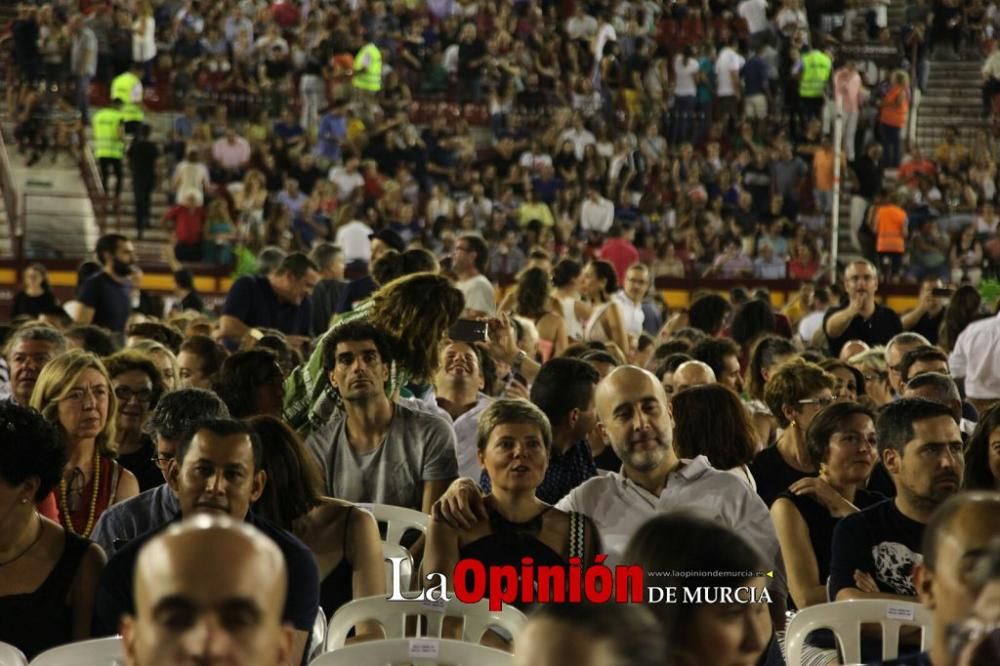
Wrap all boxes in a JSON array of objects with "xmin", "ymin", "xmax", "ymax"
[
  {"xmin": 873, "ymin": 193, "xmax": 908, "ymax": 281},
  {"xmin": 878, "ymin": 70, "xmax": 910, "ymax": 168}
]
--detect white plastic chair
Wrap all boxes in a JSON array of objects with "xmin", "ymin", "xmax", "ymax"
[
  {"xmin": 309, "ymin": 608, "xmax": 328, "ymax": 663},
  {"xmin": 325, "ymin": 595, "xmax": 527, "ymax": 651},
  {"xmin": 361, "ymin": 504, "xmax": 429, "ymax": 546},
  {"xmin": 384, "ymin": 542, "xmax": 414, "ymax": 592},
  {"xmin": 785, "ymin": 600, "xmax": 933, "ymax": 665},
  {"xmin": 310, "ymin": 638, "xmax": 513, "ymax": 666},
  {"xmin": 0, "ymin": 642, "xmax": 27, "ymax": 666},
  {"xmin": 29, "ymin": 637, "xmax": 125, "ymax": 665}
]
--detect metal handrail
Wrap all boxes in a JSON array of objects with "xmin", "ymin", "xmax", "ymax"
[
  {"xmin": 79, "ymin": 140, "xmax": 107, "ymax": 235},
  {"xmin": 0, "ymin": 119, "xmax": 21, "ymax": 258}
]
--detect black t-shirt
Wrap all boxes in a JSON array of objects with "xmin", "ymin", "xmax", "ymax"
[
  {"xmin": 748, "ymin": 444, "xmax": 816, "ymax": 507},
  {"xmin": 824, "ymin": 304, "xmax": 903, "ymax": 357},
  {"xmin": 92, "ymin": 513, "xmax": 320, "ymax": 650},
  {"xmin": 775, "ymin": 487, "xmax": 885, "ymax": 610},
  {"xmin": 116, "ymin": 437, "xmax": 164, "ymax": 493},
  {"xmin": 866, "ymin": 460, "xmax": 897, "ymax": 498},
  {"xmin": 78, "ymin": 272, "xmax": 132, "ymax": 335},
  {"xmin": 12, "ymin": 290, "xmax": 58, "ymax": 318},
  {"xmin": 221, "ymin": 275, "xmax": 312, "ymax": 336},
  {"xmin": 127, "ymin": 140, "xmax": 159, "ymax": 185},
  {"xmin": 912, "ymin": 309, "xmax": 944, "ymax": 346},
  {"xmin": 852, "ymin": 155, "xmax": 883, "ymax": 200},
  {"xmin": 829, "ymin": 499, "xmax": 925, "ymax": 600}
]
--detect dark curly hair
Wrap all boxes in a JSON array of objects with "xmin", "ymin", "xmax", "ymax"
[
  {"xmin": 0, "ymin": 402, "xmax": 66, "ymax": 501},
  {"xmin": 729, "ymin": 299, "xmax": 777, "ymax": 349},
  {"xmin": 367, "ymin": 272, "xmax": 465, "ymax": 383}
]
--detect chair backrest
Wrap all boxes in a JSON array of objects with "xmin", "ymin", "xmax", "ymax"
[
  {"xmin": 309, "ymin": 607, "xmax": 328, "ymax": 663},
  {"xmin": 383, "ymin": 542, "xmax": 414, "ymax": 593},
  {"xmin": 0, "ymin": 642, "xmax": 27, "ymax": 666},
  {"xmin": 325, "ymin": 595, "xmax": 527, "ymax": 651},
  {"xmin": 785, "ymin": 600, "xmax": 933, "ymax": 665},
  {"xmin": 362, "ymin": 504, "xmax": 429, "ymax": 547},
  {"xmin": 309, "ymin": 638, "xmax": 513, "ymax": 666},
  {"xmin": 29, "ymin": 637, "xmax": 125, "ymax": 666}
]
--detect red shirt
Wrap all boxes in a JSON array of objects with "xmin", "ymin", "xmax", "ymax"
[
  {"xmin": 165, "ymin": 205, "xmax": 206, "ymax": 245},
  {"xmin": 598, "ymin": 238, "xmax": 640, "ymax": 285}
]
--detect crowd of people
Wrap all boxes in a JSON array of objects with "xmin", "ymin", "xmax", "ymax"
[
  {"xmin": 3, "ymin": 226, "xmax": 1000, "ymax": 664},
  {"xmin": 5, "ymin": 0, "xmax": 1000, "ymax": 284}
]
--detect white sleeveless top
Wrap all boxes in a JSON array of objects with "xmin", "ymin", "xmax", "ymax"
[
  {"xmin": 559, "ymin": 296, "xmax": 585, "ymax": 340},
  {"xmin": 584, "ymin": 301, "xmax": 612, "ymax": 343}
]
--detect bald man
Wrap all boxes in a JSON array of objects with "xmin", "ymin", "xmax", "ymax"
[
  {"xmin": 874, "ymin": 493, "xmax": 1000, "ymax": 666},
  {"xmin": 839, "ymin": 339, "xmax": 870, "ymax": 362},
  {"xmin": 672, "ymin": 360, "xmax": 717, "ymax": 393},
  {"xmin": 121, "ymin": 515, "xmax": 293, "ymax": 666}
]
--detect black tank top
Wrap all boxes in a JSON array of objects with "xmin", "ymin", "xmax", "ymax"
[
  {"xmin": 318, "ymin": 506, "xmax": 355, "ymax": 618},
  {"xmin": 0, "ymin": 531, "xmax": 90, "ymax": 658}
]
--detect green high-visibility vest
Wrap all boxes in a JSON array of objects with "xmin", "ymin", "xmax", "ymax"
[
  {"xmin": 798, "ymin": 50, "xmax": 832, "ymax": 98},
  {"xmin": 92, "ymin": 108, "xmax": 124, "ymax": 159},
  {"xmin": 352, "ymin": 43, "xmax": 382, "ymax": 92},
  {"xmin": 110, "ymin": 71, "xmax": 144, "ymax": 123}
]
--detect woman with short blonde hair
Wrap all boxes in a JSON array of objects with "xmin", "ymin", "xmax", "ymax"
[{"xmin": 30, "ymin": 350, "xmax": 140, "ymax": 537}]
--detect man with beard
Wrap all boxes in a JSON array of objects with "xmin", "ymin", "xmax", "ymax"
[
  {"xmin": 830, "ymin": 398, "xmax": 964, "ymax": 604},
  {"xmin": 434, "ymin": 366, "xmax": 784, "ymax": 622},
  {"xmin": 1, "ymin": 324, "xmax": 66, "ymax": 406},
  {"xmin": 824, "ymin": 259, "xmax": 902, "ymax": 357},
  {"xmin": 74, "ymin": 233, "xmax": 138, "ymax": 336}
]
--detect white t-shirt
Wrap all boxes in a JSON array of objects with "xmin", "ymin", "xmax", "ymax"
[
  {"xmin": 456, "ymin": 274, "xmax": 496, "ymax": 315},
  {"xmin": 334, "ymin": 220, "xmax": 374, "ymax": 263},
  {"xmin": 593, "ymin": 22, "xmax": 617, "ymax": 61},
  {"xmin": 566, "ymin": 13, "xmax": 598, "ymax": 41},
  {"xmin": 798, "ymin": 310, "xmax": 825, "ymax": 344},
  {"xmin": 673, "ymin": 55, "xmax": 700, "ymax": 97},
  {"xmin": 715, "ymin": 47, "xmax": 746, "ymax": 97},
  {"xmin": 328, "ymin": 167, "xmax": 365, "ymax": 202},
  {"xmin": 738, "ymin": 0, "xmax": 770, "ymax": 34},
  {"xmin": 559, "ymin": 127, "xmax": 597, "ymax": 160}
]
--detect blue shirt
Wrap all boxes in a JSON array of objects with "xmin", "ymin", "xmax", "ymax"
[
  {"xmin": 222, "ymin": 275, "xmax": 312, "ymax": 336},
  {"xmin": 480, "ymin": 439, "xmax": 597, "ymax": 504},
  {"xmin": 316, "ymin": 112, "xmax": 346, "ymax": 162},
  {"xmin": 741, "ymin": 56, "xmax": 769, "ymax": 97}
]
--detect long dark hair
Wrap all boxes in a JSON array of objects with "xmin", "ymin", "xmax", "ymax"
[
  {"xmin": 730, "ymin": 299, "xmax": 777, "ymax": 350},
  {"xmin": 745, "ymin": 335, "xmax": 797, "ymax": 401},
  {"xmin": 939, "ymin": 285, "xmax": 983, "ymax": 353},
  {"xmin": 965, "ymin": 404, "xmax": 1000, "ymax": 491},
  {"xmin": 515, "ymin": 267, "xmax": 551, "ymax": 319},
  {"xmin": 247, "ymin": 415, "xmax": 324, "ymax": 530}
]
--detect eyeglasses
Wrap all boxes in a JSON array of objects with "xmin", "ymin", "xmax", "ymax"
[
  {"xmin": 114, "ymin": 386, "xmax": 153, "ymax": 404},
  {"xmin": 798, "ymin": 396, "xmax": 835, "ymax": 408},
  {"xmin": 150, "ymin": 454, "xmax": 175, "ymax": 470}
]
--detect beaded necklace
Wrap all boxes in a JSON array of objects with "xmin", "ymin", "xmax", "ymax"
[{"xmin": 58, "ymin": 451, "xmax": 101, "ymax": 538}]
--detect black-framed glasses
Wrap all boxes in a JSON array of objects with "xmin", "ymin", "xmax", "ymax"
[
  {"xmin": 150, "ymin": 454, "xmax": 175, "ymax": 470},
  {"xmin": 115, "ymin": 386, "xmax": 153, "ymax": 404}
]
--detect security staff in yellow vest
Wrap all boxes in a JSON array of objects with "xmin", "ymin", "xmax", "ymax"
[
  {"xmin": 111, "ymin": 63, "xmax": 145, "ymax": 134},
  {"xmin": 797, "ymin": 45, "xmax": 832, "ymax": 127},
  {"xmin": 352, "ymin": 37, "xmax": 382, "ymax": 122},
  {"xmin": 93, "ymin": 99, "xmax": 126, "ymax": 200}
]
